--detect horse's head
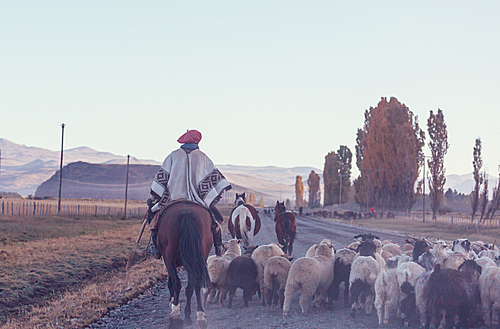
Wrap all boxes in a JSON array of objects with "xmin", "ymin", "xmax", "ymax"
[
  {"xmin": 274, "ymin": 201, "xmax": 286, "ymax": 214},
  {"xmin": 235, "ymin": 193, "xmax": 246, "ymax": 206}
]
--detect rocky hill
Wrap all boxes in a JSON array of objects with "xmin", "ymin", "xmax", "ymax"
[{"xmin": 35, "ymin": 161, "xmax": 277, "ymax": 204}]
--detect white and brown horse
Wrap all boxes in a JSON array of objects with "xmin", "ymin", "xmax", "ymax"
[{"xmin": 228, "ymin": 193, "xmax": 261, "ymax": 248}]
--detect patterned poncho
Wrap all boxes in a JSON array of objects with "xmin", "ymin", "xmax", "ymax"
[{"xmin": 150, "ymin": 147, "xmax": 231, "ymax": 212}]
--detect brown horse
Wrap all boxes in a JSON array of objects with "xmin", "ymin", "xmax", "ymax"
[
  {"xmin": 274, "ymin": 201, "xmax": 297, "ymax": 256},
  {"xmin": 156, "ymin": 200, "xmax": 212, "ymax": 328},
  {"xmin": 228, "ymin": 193, "xmax": 261, "ymax": 248}
]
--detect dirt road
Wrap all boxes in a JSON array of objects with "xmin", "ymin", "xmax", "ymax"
[{"xmin": 85, "ymin": 213, "xmax": 484, "ymax": 329}]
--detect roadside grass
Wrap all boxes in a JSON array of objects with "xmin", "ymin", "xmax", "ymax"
[
  {"xmin": 331, "ymin": 215, "xmax": 500, "ymax": 244},
  {"xmin": 0, "ymin": 215, "xmax": 167, "ymax": 329}
]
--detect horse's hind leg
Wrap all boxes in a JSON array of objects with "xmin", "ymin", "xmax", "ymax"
[
  {"xmin": 164, "ymin": 259, "xmax": 182, "ymax": 323},
  {"xmin": 195, "ymin": 286, "xmax": 207, "ymax": 329},
  {"xmin": 184, "ymin": 283, "xmax": 193, "ymax": 326},
  {"xmin": 288, "ymin": 239, "xmax": 294, "ymax": 256}
]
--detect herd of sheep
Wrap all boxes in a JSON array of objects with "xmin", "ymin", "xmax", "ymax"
[{"xmin": 203, "ymin": 234, "xmax": 500, "ymax": 328}]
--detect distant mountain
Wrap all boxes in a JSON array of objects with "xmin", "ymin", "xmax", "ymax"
[
  {"xmin": 444, "ymin": 172, "xmax": 498, "ymax": 194},
  {"xmin": 0, "ymin": 138, "xmax": 160, "ymax": 196},
  {"xmin": 0, "ymin": 138, "xmax": 322, "ymax": 202}
]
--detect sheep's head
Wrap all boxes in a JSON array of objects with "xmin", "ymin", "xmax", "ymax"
[
  {"xmin": 226, "ymin": 238, "xmax": 242, "ymax": 255},
  {"xmin": 453, "ymin": 239, "xmax": 471, "ymax": 254},
  {"xmin": 354, "ymin": 233, "xmax": 380, "ymax": 242},
  {"xmin": 315, "ymin": 243, "xmax": 335, "ymax": 258},
  {"xmin": 357, "ymin": 240, "xmax": 377, "ymax": 258},
  {"xmin": 458, "ymin": 259, "xmax": 482, "ymax": 283},
  {"xmin": 412, "ymin": 239, "xmax": 431, "ymax": 262}
]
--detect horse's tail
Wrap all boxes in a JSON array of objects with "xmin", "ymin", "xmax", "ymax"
[
  {"xmin": 179, "ymin": 211, "xmax": 209, "ymax": 288},
  {"xmin": 238, "ymin": 207, "xmax": 252, "ymax": 247},
  {"xmin": 283, "ymin": 215, "xmax": 296, "ymax": 241}
]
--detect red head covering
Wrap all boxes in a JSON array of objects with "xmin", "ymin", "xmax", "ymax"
[{"xmin": 177, "ymin": 130, "xmax": 202, "ymax": 144}]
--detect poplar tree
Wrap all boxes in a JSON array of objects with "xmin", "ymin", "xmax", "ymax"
[
  {"xmin": 471, "ymin": 138, "xmax": 483, "ymax": 222},
  {"xmin": 323, "ymin": 152, "xmax": 339, "ymax": 206},
  {"xmin": 307, "ymin": 170, "xmax": 321, "ymax": 208},
  {"xmin": 337, "ymin": 145, "xmax": 352, "ymax": 204},
  {"xmin": 295, "ymin": 175, "xmax": 304, "ymax": 208},
  {"xmin": 427, "ymin": 109, "xmax": 449, "ymax": 220}
]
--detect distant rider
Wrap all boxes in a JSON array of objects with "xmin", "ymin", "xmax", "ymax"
[{"xmin": 147, "ymin": 129, "xmax": 231, "ymax": 258}]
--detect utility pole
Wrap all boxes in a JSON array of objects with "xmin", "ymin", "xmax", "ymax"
[
  {"xmin": 123, "ymin": 154, "xmax": 130, "ymax": 219},
  {"xmin": 58, "ymin": 123, "xmax": 66, "ymax": 216}
]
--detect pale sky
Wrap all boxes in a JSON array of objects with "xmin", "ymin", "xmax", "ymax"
[{"xmin": 1, "ymin": 1, "xmax": 499, "ymax": 177}]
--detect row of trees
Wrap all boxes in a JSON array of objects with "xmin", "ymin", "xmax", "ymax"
[
  {"xmin": 470, "ymin": 138, "xmax": 500, "ymax": 222},
  {"xmin": 293, "ymin": 96, "xmax": 498, "ymax": 221}
]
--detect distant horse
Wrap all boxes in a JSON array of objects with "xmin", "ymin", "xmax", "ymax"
[
  {"xmin": 156, "ymin": 200, "xmax": 212, "ymax": 328},
  {"xmin": 274, "ymin": 201, "xmax": 297, "ymax": 256},
  {"xmin": 228, "ymin": 193, "xmax": 261, "ymax": 248}
]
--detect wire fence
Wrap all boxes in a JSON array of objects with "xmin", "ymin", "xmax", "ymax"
[
  {"xmin": 410, "ymin": 212, "xmax": 500, "ymax": 230},
  {"xmin": 0, "ymin": 201, "xmax": 147, "ymax": 218}
]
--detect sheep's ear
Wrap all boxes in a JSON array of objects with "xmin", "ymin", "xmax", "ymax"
[
  {"xmin": 288, "ymin": 257, "xmax": 294, "ymax": 261},
  {"xmin": 237, "ymin": 239, "xmax": 242, "ymax": 244},
  {"xmin": 242, "ymin": 245, "xmax": 248, "ymax": 250},
  {"xmin": 464, "ymin": 240, "xmax": 471, "ymax": 251}
]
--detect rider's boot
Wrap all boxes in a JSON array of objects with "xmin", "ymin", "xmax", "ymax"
[{"xmin": 150, "ymin": 230, "xmax": 161, "ymax": 259}]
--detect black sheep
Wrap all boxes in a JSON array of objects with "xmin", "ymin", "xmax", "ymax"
[
  {"xmin": 226, "ymin": 255, "xmax": 259, "ymax": 308},
  {"xmin": 423, "ymin": 260, "xmax": 482, "ymax": 329}
]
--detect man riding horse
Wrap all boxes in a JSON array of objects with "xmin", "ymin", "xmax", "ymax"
[{"xmin": 147, "ymin": 129, "xmax": 231, "ymax": 258}]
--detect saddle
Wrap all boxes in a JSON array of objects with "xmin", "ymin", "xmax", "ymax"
[{"xmin": 149, "ymin": 199, "xmax": 219, "ymax": 233}]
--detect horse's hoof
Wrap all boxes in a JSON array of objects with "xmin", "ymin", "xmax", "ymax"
[
  {"xmin": 196, "ymin": 312, "xmax": 207, "ymax": 329},
  {"xmin": 171, "ymin": 303, "xmax": 181, "ymax": 317}
]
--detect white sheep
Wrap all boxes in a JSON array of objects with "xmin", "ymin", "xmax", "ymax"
[
  {"xmin": 263, "ymin": 255, "xmax": 292, "ymax": 307},
  {"xmin": 479, "ymin": 264, "xmax": 500, "ymax": 326},
  {"xmin": 251, "ymin": 242, "xmax": 286, "ymax": 304},
  {"xmin": 305, "ymin": 244, "xmax": 318, "ymax": 257},
  {"xmin": 475, "ymin": 256, "xmax": 497, "ymax": 270},
  {"xmin": 478, "ymin": 249, "xmax": 500, "ymax": 260},
  {"xmin": 374, "ymin": 260, "xmax": 400, "ymax": 325},
  {"xmin": 443, "ymin": 252, "xmax": 467, "ymax": 270},
  {"xmin": 414, "ymin": 270, "xmax": 432, "ymax": 328},
  {"xmin": 396, "ymin": 261, "xmax": 426, "ymax": 324},
  {"xmin": 383, "ymin": 242, "xmax": 402, "ymax": 256},
  {"xmin": 401, "ymin": 243, "xmax": 414, "ymax": 253},
  {"xmin": 203, "ymin": 239, "xmax": 242, "ymax": 306},
  {"xmin": 283, "ymin": 243, "xmax": 335, "ymax": 316},
  {"xmin": 349, "ymin": 255, "xmax": 380, "ymax": 316}
]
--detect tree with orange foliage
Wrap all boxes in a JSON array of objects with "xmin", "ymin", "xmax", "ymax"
[
  {"xmin": 307, "ymin": 170, "xmax": 321, "ymax": 208},
  {"xmin": 354, "ymin": 97, "xmax": 425, "ymax": 212},
  {"xmin": 295, "ymin": 175, "xmax": 304, "ymax": 208}
]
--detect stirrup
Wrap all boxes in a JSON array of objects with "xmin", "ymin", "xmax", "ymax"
[{"xmin": 146, "ymin": 244, "xmax": 161, "ymax": 259}]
